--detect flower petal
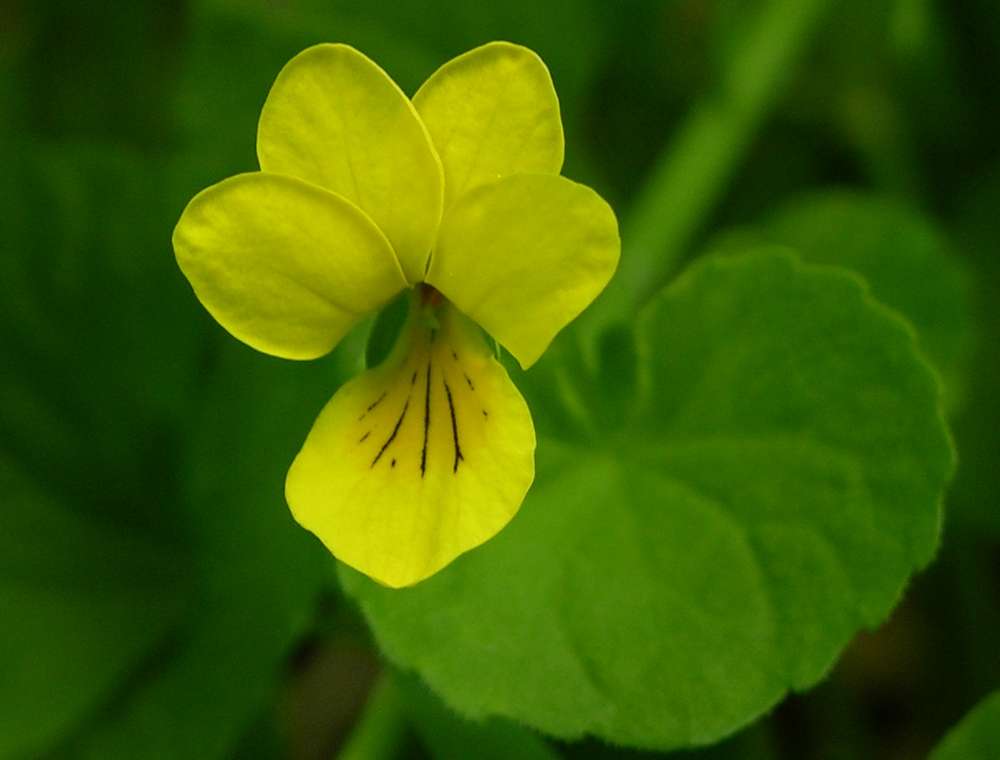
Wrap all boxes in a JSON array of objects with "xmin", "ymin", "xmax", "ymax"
[
  {"xmin": 286, "ymin": 304, "xmax": 535, "ymax": 588},
  {"xmin": 413, "ymin": 41, "xmax": 564, "ymax": 209},
  {"xmin": 257, "ymin": 44, "xmax": 444, "ymax": 283},
  {"xmin": 426, "ymin": 174, "xmax": 620, "ymax": 369},
  {"xmin": 173, "ymin": 172, "xmax": 407, "ymax": 360}
]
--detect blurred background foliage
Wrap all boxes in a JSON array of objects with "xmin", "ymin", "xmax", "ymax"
[{"xmin": 1, "ymin": 0, "xmax": 998, "ymax": 758}]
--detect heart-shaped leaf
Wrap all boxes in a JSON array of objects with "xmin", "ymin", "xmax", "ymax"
[{"xmin": 341, "ymin": 251, "xmax": 952, "ymax": 749}]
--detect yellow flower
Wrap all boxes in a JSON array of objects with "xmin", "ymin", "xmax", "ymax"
[{"xmin": 172, "ymin": 42, "xmax": 620, "ymax": 587}]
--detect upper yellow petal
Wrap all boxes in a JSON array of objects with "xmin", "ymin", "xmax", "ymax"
[
  {"xmin": 413, "ymin": 41, "xmax": 564, "ymax": 210},
  {"xmin": 286, "ymin": 302, "xmax": 535, "ymax": 588},
  {"xmin": 173, "ymin": 172, "xmax": 407, "ymax": 360},
  {"xmin": 257, "ymin": 43, "xmax": 444, "ymax": 283},
  {"xmin": 426, "ymin": 174, "xmax": 620, "ymax": 369}
]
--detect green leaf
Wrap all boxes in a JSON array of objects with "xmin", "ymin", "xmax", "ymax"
[
  {"xmin": 0, "ymin": 141, "xmax": 207, "ymax": 532},
  {"xmin": 0, "ymin": 140, "xmax": 197, "ymax": 758},
  {"xmin": 0, "ymin": 134, "xmax": 378, "ymax": 757},
  {"xmin": 65, "ymin": 340, "xmax": 360, "ymax": 759},
  {"xmin": 949, "ymin": 167, "xmax": 1000, "ymax": 534},
  {"xmin": 176, "ymin": 0, "xmax": 607, "ymax": 193},
  {"xmin": 930, "ymin": 690, "xmax": 1000, "ymax": 760},
  {"xmin": 717, "ymin": 191, "xmax": 973, "ymax": 409},
  {"xmin": 397, "ymin": 673, "xmax": 558, "ymax": 760},
  {"xmin": 341, "ymin": 251, "xmax": 952, "ymax": 750},
  {"xmin": 0, "ymin": 455, "xmax": 188, "ymax": 760},
  {"xmin": 191, "ymin": 0, "xmax": 605, "ymax": 110}
]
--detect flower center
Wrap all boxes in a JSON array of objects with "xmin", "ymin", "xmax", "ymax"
[
  {"xmin": 351, "ymin": 296, "xmax": 494, "ymax": 480},
  {"xmin": 419, "ymin": 283, "xmax": 445, "ymax": 308}
]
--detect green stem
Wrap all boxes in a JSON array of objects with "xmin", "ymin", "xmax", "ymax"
[
  {"xmin": 589, "ymin": 0, "xmax": 833, "ymax": 330},
  {"xmin": 336, "ymin": 671, "xmax": 407, "ymax": 760}
]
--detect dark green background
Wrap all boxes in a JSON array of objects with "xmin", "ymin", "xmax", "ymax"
[{"xmin": 2, "ymin": 1, "xmax": 998, "ymax": 758}]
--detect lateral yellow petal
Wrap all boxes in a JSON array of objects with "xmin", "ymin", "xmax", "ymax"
[
  {"xmin": 257, "ymin": 44, "xmax": 444, "ymax": 283},
  {"xmin": 413, "ymin": 41, "xmax": 564, "ymax": 209},
  {"xmin": 286, "ymin": 302, "xmax": 535, "ymax": 588},
  {"xmin": 426, "ymin": 174, "xmax": 620, "ymax": 369},
  {"xmin": 173, "ymin": 172, "xmax": 407, "ymax": 360}
]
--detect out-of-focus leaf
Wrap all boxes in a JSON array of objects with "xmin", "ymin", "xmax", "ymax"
[
  {"xmin": 177, "ymin": 0, "xmax": 607, "ymax": 185},
  {"xmin": 0, "ymin": 455, "xmax": 188, "ymax": 760},
  {"xmin": 11, "ymin": 4, "xmax": 181, "ymax": 148},
  {"xmin": 711, "ymin": 191, "xmax": 973, "ymax": 409},
  {"xmin": 0, "ymin": 139, "xmax": 198, "ymax": 758},
  {"xmin": 948, "ymin": 167, "xmax": 1000, "ymax": 535},
  {"xmin": 66, "ymin": 336, "xmax": 363, "ymax": 759},
  {"xmin": 0, "ymin": 134, "xmax": 364, "ymax": 757},
  {"xmin": 397, "ymin": 673, "xmax": 558, "ymax": 760},
  {"xmin": 341, "ymin": 252, "xmax": 952, "ymax": 749},
  {"xmin": 0, "ymin": 141, "xmax": 207, "ymax": 533},
  {"xmin": 930, "ymin": 690, "xmax": 1000, "ymax": 760},
  {"xmin": 194, "ymin": 0, "xmax": 605, "ymax": 106}
]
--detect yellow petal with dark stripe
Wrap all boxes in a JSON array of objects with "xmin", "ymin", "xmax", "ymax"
[{"xmin": 286, "ymin": 298, "xmax": 535, "ymax": 587}]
